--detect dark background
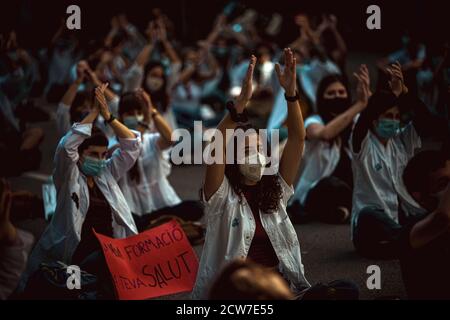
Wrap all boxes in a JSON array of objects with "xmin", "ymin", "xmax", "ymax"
[{"xmin": 0, "ymin": 0, "xmax": 448, "ymax": 53}]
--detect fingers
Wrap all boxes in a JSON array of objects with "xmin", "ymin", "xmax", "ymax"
[
  {"xmin": 358, "ymin": 65, "xmax": 370, "ymax": 86},
  {"xmin": 386, "ymin": 65, "xmax": 403, "ymax": 81},
  {"xmin": 275, "ymin": 63, "xmax": 282, "ymax": 81},
  {"xmin": 284, "ymin": 48, "xmax": 293, "ymax": 69},
  {"xmin": 353, "ymin": 72, "xmax": 362, "ymax": 83},
  {"xmin": 100, "ymin": 82, "xmax": 109, "ymax": 92},
  {"xmin": 95, "ymin": 86, "xmax": 108, "ymax": 106},
  {"xmin": 244, "ymin": 55, "xmax": 256, "ymax": 83}
]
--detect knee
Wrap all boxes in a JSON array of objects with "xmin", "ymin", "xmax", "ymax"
[
  {"xmin": 25, "ymin": 127, "xmax": 44, "ymax": 140},
  {"xmin": 327, "ymin": 280, "xmax": 359, "ymax": 300},
  {"xmin": 357, "ymin": 206, "xmax": 384, "ymax": 226}
]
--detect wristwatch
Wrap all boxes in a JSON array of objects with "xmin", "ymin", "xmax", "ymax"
[
  {"xmin": 226, "ymin": 100, "xmax": 249, "ymax": 123},
  {"xmin": 151, "ymin": 110, "xmax": 159, "ymax": 118},
  {"xmin": 284, "ymin": 90, "xmax": 300, "ymax": 102},
  {"xmin": 106, "ymin": 114, "xmax": 116, "ymax": 124}
]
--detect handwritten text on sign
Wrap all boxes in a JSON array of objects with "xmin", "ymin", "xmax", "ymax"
[{"xmin": 94, "ymin": 220, "xmax": 199, "ymax": 300}]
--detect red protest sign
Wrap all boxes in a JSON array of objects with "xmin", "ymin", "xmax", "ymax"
[{"xmin": 94, "ymin": 219, "xmax": 199, "ymax": 300}]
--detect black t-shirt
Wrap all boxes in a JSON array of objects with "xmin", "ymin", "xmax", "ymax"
[
  {"xmin": 399, "ymin": 215, "xmax": 450, "ymax": 300},
  {"xmin": 71, "ymin": 182, "xmax": 113, "ymax": 264}
]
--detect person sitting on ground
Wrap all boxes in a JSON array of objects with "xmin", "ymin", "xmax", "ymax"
[
  {"xmin": 350, "ymin": 62, "xmax": 448, "ymax": 259},
  {"xmin": 193, "ymin": 49, "xmax": 358, "ymax": 300},
  {"xmin": 288, "ymin": 67, "xmax": 370, "ymax": 224},
  {"xmin": 0, "ymin": 179, "xmax": 35, "ymax": 300},
  {"xmin": 18, "ymin": 84, "xmax": 141, "ymax": 297},
  {"xmin": 115, "ymin": 90, "xmax": 203, "ymax": 232},
  {"xmin": 400, "ymin": 150, "xmax": 450, "ymax": 299}
]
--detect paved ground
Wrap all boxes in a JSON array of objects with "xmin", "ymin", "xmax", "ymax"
[
  {"xmin": 12, "ymin": 162, "xmax": 406, "ymax": 300},
  {"xmin": 168, "ymin": 165, "xmax": 406, "ymax": 300},
  {"xmin": 9, "ymin": 51, "xmax": 406, "ymax": 300}
]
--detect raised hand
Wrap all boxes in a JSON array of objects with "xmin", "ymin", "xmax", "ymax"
[
  {"xmin": 94, "ymin": 83, "xmax": 111, "ymax": 119},
  {"xmin": 137, "ymin": 88, "xmax": 154, "ymax": 123},
  {"xmin": 76, "ymin": 60, "xmax": 89, "ymax": 82},
  {"xmin": 275, "ymin": 48, "xmax": 297, "ymax": 96},
  {"xmin": 353, "ymin": 64, "xmax": 371, "ymax": 105},
  {"xmin": 145, "ymin": 21, "xmax": 159, "ymax": 44},
  {"xmin": 386, "ymin": 61, "xmax": 407, "ymax": 97},
  {"xmin": 156, "ymin": 22, "xmax": 168, "ymax": 42},
  {"xmin": 236, "ymin": 55, "xmax": 257, "ymax": 113}
]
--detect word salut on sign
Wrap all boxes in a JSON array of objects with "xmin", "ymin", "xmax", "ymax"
[{"xmin": 94, "ymin": 220, "xmax": 199, "ymax": 300}]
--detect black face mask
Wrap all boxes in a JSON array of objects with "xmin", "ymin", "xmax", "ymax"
[{"xmin": 319, "ymin": 97, "xmax": 351, "ymax": 123}]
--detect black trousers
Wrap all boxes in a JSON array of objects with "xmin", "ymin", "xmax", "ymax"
[
  {"xmin": 352, "ymin": 206, "xmax": 403, "ymax": 259},
  {"xmin": 298, "ymin": 280, "xmax": 359, "ymax": 300},
  {"xmin": 132, "ymin": 200, "xmax": 204, "ymax": 232},
  {"xmin": 303, "ymin": 176, "xmax": 352, "ymax": 224}
]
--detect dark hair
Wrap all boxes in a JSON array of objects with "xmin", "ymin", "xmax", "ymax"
[
  {"xmin": 118, "ymin": 91, "xmax": 146, "ymax": 117},
  {"xmin": 143, "ymin": 61, "xmax": 169, "ymax": 112},
  {"xmin": 356, "ymin": 90, "xmax": 399, "ymax": 134},
  {"xmin": 316, "ymin": 74, "xmax": 351, "ymax": 112},
  {"xmin": 403, "ymin": 150, "xmax": 447, "ymax": 196},
  {"xmin": 118, "ymin": 92, "xmax": 146, "ymax": 183},
  {"xmin": 208, "ymin": 260, "xmax": 291, "ymax": 300},
  {"xmin": 224, "ymin": 126, "xmax": 282, "ymax": 214},
  {"xmin": 70, "ymin": 90, "xmax": 93, "ymax": 123},
  {"xmin": 110, "ymin": 29, "xmax": 128, "ymax": 49},
  {"xmin": 78, "ymin": 127, "xmax": 109, "ymax": 155}
]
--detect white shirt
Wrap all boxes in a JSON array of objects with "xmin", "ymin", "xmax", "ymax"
[
  {"xmin": 118, "ymin": 132, "xmax": 181, "ymax": 216},
  {"xmin": 18, "ymin": 123, "xmax": 141, "ymax": 292},
  {"xmin": 350, "ymin": 124, "xmax": 422, "ymax": 228},
  {"xmin": 191, "ymin": 175, "xmax": 310, "ymax": 299},
  {"xmin": 291, "ymin": 115, "xmax": 342, "ymax": 205}
]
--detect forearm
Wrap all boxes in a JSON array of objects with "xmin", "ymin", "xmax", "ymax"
[
  {"xmin": 109, "ymin": 118, "xmax": 136, "ymax": 139},
  {"xmin": 399, "ymin": 92, "xmax": 448, "ymax": 139},
  {"xmin": 162, "ymin": 40, "xmax": 180, "ymax": 64},
  {"xmin": 319, "ymin": 102, "xmax": 364, "ymax": 140},
  {"xmin": 90, "ymin": 76, "xmax": 117, "ymax": 101},
  {"xmin": 331, "ymin": 28, "xmax": 347, "ymax": 55},
  {"xmin": 203, "ymin": 112, "xmax": 236, "ymax": 200},
  {"xmin": 410, "ymin": 186, "xmax": 450, "ymax": 249},
  {"xmin": 286, "ymin": 98, "xmax": 305, "ymax": 142},
  {"xmin": 61, "ymin": 79, "xmax": 82, "ymax": 106},
  {"xmin": 177, "ymin": 66, "xmax": 196, "ymax": 84},
  {"xmin": 80, "ymin": 109, "xmax": 99, "ymax": 125},
  {"xmin": 279, "ymin": 98, "xmax": 305, "ymax": 185},
  {"xmin": 153, "ymin": 113, "xmax": 173, "ymax": 144},
  {"xmin": 135, "ymin": 43, "xmax": 153, "ymax": 67}
]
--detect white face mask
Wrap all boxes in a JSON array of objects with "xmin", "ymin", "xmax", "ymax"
[
  {"xmin": 238, "ymin": 152, "xmax": 267, "ymax": 182},
  {"xmin": 146, "ymin": 76, "xmax": 164, "ymax": 92}
]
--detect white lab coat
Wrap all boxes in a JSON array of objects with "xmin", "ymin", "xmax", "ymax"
[
  {"xmin": 17, "ymin": 122, "xmax": 141, "ymax": 292},
  {"xmin": 118, "ymin": 132, "xmax": 181, "ymax": 216},
  {"xmin": 191, "ymin": 174, "xmax": 310, "ymax": 299}
]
